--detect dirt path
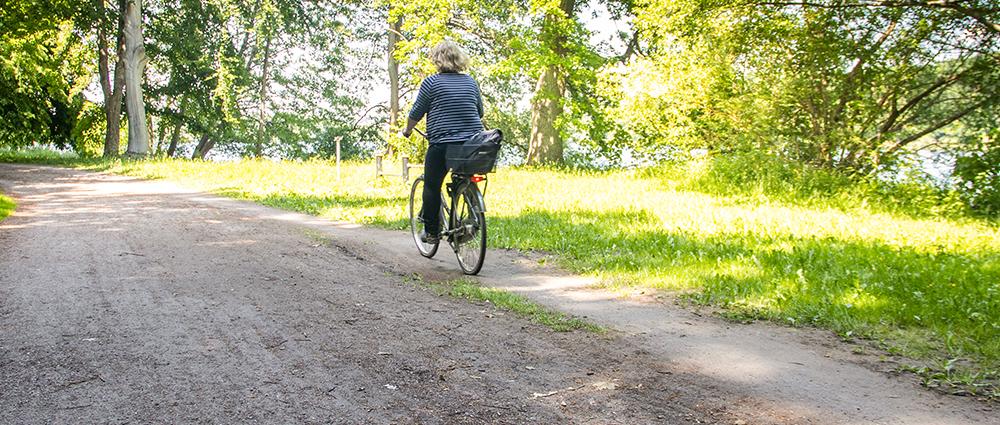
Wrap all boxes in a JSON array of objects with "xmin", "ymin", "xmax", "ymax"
[{"xmin": 0, "ymin": 164, "xmax": 994, "ymax": 424}]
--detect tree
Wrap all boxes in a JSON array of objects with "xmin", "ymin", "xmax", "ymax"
[
  {"xmin": 0, "ymin": 1, "xmax": 91, "ymax": 150},
  {"xmin": 526, "ymin": 0, "xmax": 576, "ymax": 164},
  {"xmin": 624, "ymin": 0, "xmax": 999, "ymax": 172},
  {"xmin": 123, "ymin": 0, "xmax": 150, "ymax": 155},
  {"xmin": 95, "ymin": 0, "xmax": 127, "ymax": 157}
]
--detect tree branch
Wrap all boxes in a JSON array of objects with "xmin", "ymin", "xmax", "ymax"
[
  {"xmin": 754, "ymin": 1, "xmax": 1000, "ymax": 35},
  {"xmin": 618, "ymin": 30, "xmax": 644, "ymax": 63},
  {"xmin": 877, "ymin": 70, "xmax": 964, "ymax": 138},
  {"xmin": 883, "ymin": 97, "xmax": 991, "ymax": 155}
]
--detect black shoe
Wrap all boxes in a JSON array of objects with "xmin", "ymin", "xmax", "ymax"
[{"xmin": 420, "ymin": 230, "xmax": 440, "ymax": 244}]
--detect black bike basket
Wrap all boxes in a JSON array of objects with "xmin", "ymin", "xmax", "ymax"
[{"xmin": 446, "ymin": 129, "xmax": 503, "ymax": 174}]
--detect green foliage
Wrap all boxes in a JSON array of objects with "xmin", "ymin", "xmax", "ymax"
[
  {"xmin": 954, "ymin": 131, "xmax": 1000, "ymax": 217},
  {"xmin": 138, "ymin": 0, "xmax": 378, "ymax": 159},
  {"xmin": 0, "ymin": 192, "xmax": 14, "ymax": 222},
  {"xmin": 484, "ymin": 107, "xmax": 531, "ymax": 163},
  {"xmin": 0, "ymin": 15, "xmax": 91, "ymax": 149},
  {"xmin": 624, "ymin": 0, "xmax": 999, "ymax": 172},
  {"xmin": 71, "ymin": 101, "xmax": 107, "ymax": 157}
]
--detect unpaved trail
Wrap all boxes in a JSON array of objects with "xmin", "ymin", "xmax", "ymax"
[{"xmin": 0, "ymin": 164, "xmax": 994, "ymax": 424}]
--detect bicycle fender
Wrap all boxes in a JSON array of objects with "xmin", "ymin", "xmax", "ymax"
[{"xmin": 474, "ymin": 185, "xmax": 486, "ymax": 212}]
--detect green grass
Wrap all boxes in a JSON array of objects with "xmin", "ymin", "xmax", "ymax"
[
  {"xmin": 434, "ymin": 278, "xmax": 603, "ymax": 333},
  {"xmin": 0, "ymin": 147, "xmax": 81, "ymax": 164},
  {"xmin": 0, "ymin": 192, "xmax": 14, "ymax": 221},
  {"xmin": 3, "ymin": 149, "xmax": 998, "ymax": 394}
]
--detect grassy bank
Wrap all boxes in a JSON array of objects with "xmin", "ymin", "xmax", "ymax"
[{"xmin": 3, "ymin": 151, "xmax": 998, "ymax": 393}]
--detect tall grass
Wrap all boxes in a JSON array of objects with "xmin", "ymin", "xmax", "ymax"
[
  {"xmin": 3, "ymin": 150, "xmax": 998, "ymax": 391},
  {"xmin": 0, "ymin": 147, "xmax": 80, "ymax": 164},
  {"xmin": 653, "ymin": 151, "xmax": 970, "ymax": 218}
]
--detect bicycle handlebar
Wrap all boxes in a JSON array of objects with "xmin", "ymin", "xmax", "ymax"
[{"xmin": 404, "ymin": 128, "xmax": 428, "ymax": 140}]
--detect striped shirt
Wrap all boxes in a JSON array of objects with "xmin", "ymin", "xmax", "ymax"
[{"xmin": 408, "ymin": 72, "xmax": 484, "ymax": 144}]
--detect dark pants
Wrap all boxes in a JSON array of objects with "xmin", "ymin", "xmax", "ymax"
[{"xmin": 421, "ymin": 143, "xmax": 453, "ymax": 234}]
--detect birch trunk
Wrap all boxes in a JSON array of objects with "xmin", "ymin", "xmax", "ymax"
[{"xmin": 123, "ymin": 0, "xmax": 149, "ymax": 156}]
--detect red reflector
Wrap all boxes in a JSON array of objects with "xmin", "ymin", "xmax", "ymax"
[{"xmin": 470, "ymin": 176, "xmax": 485, "ymax": 183}]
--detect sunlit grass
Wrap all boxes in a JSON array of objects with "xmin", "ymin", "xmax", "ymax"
[
  {"xmin": 3, "ymin": 151, "xmax": 998, "ymax": 392},
  {"xmin": 436, "ymin": 278, "xmax": 603, "ymax": 333},
  {"xmin": 0, "ymin": 192, "xmax": 14, "ymax": 221}
]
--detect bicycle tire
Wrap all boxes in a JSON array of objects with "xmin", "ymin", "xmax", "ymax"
[
  {"xmin": 452, "ymin": 183, "xmax": 486, "ymax": 275},
  {"xmin": 409, "ymin": 176, "xmax": 439, "ymax": 258}
]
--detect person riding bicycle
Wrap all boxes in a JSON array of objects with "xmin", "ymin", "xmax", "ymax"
[{"xmin": 402, "ymin": 41, "xmax": 484, "ymax": 244}]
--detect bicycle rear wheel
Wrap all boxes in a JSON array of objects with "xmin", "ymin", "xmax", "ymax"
[
  {"xmin": 452, "ymin": 183, "xmax": 486, "ymax": 275},
  {"xmin": 409, "ymin": 176, "xmax": 439, "ymax": 258}
]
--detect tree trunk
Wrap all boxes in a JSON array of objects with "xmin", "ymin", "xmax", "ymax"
[
  {"xmin": 526, "ymin": 0, "xmax": 574, "ymax": 165},
  {"xmin": 192, "ymin": 134, "xmax": 215, "ymax": 160},
  {"xmin": 123, "ymin": 0, "xmax": 149, "ymax": 156},
  {"xmin": 388, "ymin": 16, "xmax": 401, "ymax": 129},
  {"xmin": 153, "ymin": 113, "xmax": 166, "ymax": 155},
  {"xmin": 384, "ymin": 14, "xmax": 402, "ymax": 158},
  {"xmin": 255, "ymin": 34, "xmax": 272, "ymax": 158},
  {"xmin": 98, "ymin": 0, "xmax": 126, "ymax": 157},
  {"xmin": 166, "ymin": 122, "xmax": 182, "ymax": 158},
  {"xmin": 527, "ymin": 66, "xmax": 565, "ymax": 165},
  {"xmin": 167, "ymin": 98, "xmax": 185, "ymax": 158}
]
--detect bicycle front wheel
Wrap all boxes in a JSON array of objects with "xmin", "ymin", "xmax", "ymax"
[
  {"xmin": 452, "ymin": 183, "xmax": 486, "ymax": 275},
  {"xmin": 409, "ymin": 176, "xmax": 439, "ymax": 258}
]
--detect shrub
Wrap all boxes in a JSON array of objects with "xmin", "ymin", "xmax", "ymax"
[{"xmin": 954, "ymin": 136, "xmax": 1000, "ymax": 217}]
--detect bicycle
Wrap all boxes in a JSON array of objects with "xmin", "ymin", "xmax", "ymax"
[{"xmin": 407, "ymin": 130, "xmax": 489, "ymax": 275}]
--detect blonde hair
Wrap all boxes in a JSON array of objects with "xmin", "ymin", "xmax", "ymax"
[{"xmin": 429, "ymin": 41, "xmax": 470, "ymax": 73}]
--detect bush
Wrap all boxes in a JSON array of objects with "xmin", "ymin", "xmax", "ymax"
[
  {"xmin": 954, "ymin": 136, "xmax": 1000, "ymax": 217},
  {"xmin": 71, "ymin": 101, "xmax": 106, "ymax": 157}
]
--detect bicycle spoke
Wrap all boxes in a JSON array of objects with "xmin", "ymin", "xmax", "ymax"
[{"xmin": 409, "ymin": 177, "xmax": 438, "ymax": 258}]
